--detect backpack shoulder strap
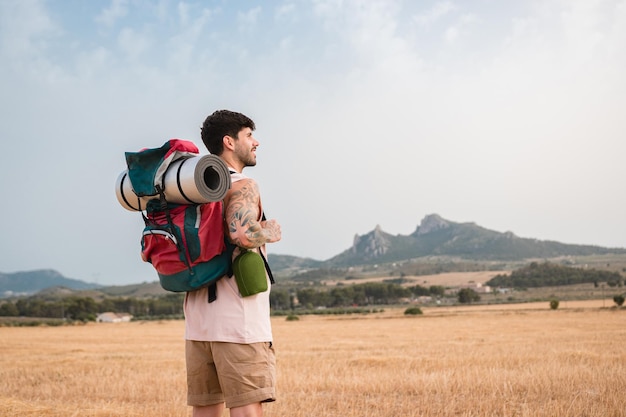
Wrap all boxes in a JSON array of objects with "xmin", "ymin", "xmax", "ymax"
[
  {"xmin": 260, "ymin": 212, "xmax": 275, "ymax": 285},
  {"xmin": 228, "ymin": 169, "xmax": 274, "ymax": 284}
]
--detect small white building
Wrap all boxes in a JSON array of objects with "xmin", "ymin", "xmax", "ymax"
[
  {"xmin": 96, "ymin": 312, "xmax": 133, "ymax": 323},
  {"xmin": 414, "ymin": 296, "xmax": 433, "ymax": 304}
]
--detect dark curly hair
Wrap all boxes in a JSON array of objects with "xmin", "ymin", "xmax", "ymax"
[{"xmin": 201, "ymin": 110, "xmax": 256, "ymax": 155}]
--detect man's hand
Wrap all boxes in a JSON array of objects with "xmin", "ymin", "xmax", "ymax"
[{"xmin": 260, "ymin": 219, "xmax": 282, "ymax": 243}]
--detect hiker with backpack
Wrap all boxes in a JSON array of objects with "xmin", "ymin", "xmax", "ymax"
[{"xmin": 184, "ymin": 110, "xmax": 282, "ymax": 417}]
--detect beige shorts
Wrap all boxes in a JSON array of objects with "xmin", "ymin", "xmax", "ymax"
[{"xmin": 185, "ymin": 340, "xmax": 276, "ymax": 409}]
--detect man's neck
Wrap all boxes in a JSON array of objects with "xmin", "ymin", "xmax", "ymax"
[{"xmin": 220, "ymin": 154, "xmax": 243, "ymax": 173}]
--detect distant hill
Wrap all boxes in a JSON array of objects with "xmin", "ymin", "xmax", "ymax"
[
  {"xmin": 27, "ymin": 282, "xmax": 169, "ymax": 301},
  {"xmin": 266, "ymin": 254, "xmax": 323, "ymax": 272},
  {"xmin": 0, "ymin": 269, "xmax": 100, "ymax": 297},
  {"xmin": 322, "ymin": 214, "xmax": 626, "ymax": 267},
  {"xmin": 97, "ymin": 281, "xmax": 167, "ymax": 298}
]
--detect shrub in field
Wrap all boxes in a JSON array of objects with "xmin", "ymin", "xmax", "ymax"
[
  {"xmin": 404, "ymin": 307, "xmax": 423, "ymax": 315},
  {"xmin": 550, "ymin": 299, "xmax": 559, "ymax": 310},
  {"xmin": 613, "ymin": 295, "xmax": 624, "ymax": 307},
  {"xmin": 458, "ymin": 288, "xmax": 480, "ymax": 304},
  {"xmin": 286, "ymin": 314, "xmax": 300, "ymax": 321}
]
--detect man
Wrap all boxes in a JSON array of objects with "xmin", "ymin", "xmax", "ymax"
[{"xmin": 184, "ymin": 110, "xmax": 282, "ymax": 417}]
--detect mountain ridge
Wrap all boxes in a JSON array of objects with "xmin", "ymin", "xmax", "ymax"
[
  {"xmin": 321, "ymin": 213, "xmax": 626, "ymax": 267},
  {"xmin": 3, "ymin": 214, "xmax": 625, "ymax": 296},
  {"xmin": 0, "ymin": 269, "xmax": 101, "ymax": 297}
]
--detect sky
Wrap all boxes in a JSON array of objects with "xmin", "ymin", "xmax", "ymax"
[{"xmin": 1, "ymin": 0, "xmax": 625, "ymax": 286}]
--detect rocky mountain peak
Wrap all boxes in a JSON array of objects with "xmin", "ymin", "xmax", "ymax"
[
  {"xmin": 415, "ymin": 213, "xmax": 450, "ymax": 236},
  {"xmin": 351, "ymin": 224, "xmax": 390, "ymax": 259}
]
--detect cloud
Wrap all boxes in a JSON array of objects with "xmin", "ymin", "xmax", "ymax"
[
  {"xmin": 238, "ymin": 6, "xmax": 262, "ymax": 30},
  {"xmin": 117, "ymin": 27, "xmax": 151, "ymax": 62},
  {"xmin": 275, "ymin": 2, "xmax": 296, "ymax": 21},
  {"xmin": 413, "ymin": 1, "xmax": 457, "ymax": 26},
  {"xmin": 443, "ymin": 25, "xmax": 458, "ymax": 43},
  {"xmin": 0, "ymin": 0, "xmax": 61, "ymax": 73},
  {"xmin": 96, "ymin": 0, "xmax": 129, "ymax": 28}
]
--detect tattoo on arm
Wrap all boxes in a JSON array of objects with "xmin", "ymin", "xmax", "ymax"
[{"xmin": 226, "ymin": 180, "xmax": 266, "ymax": 248}]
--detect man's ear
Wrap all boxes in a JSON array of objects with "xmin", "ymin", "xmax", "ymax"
[{"xmin": 223, "ymin": 135, "xmax": 235, "ymax": 151}]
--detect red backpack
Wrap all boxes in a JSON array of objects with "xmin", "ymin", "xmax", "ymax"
[{"xmin": 121, "ymin": 139, "xmax": 235, "ymax": 301}]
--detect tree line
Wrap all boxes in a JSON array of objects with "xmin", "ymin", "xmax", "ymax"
[
  {"xmin": 0, "ymin": 293, "xmax": 185, "ymax": 321},
  {"xmin": 0, "ymin": 282, "xmax": 447, "ymax": 321},
  {"xmin": 276, "ymin": 282, "xmax": 446, "ymax": 310},
  {"xmin": 486, "ymin": 261, "xmax": 623, "ymax": 288}
]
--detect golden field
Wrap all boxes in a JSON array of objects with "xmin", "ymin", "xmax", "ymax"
[
  {"xmin": 1, "ymin": 300, "xmax": 624, "ymax": 417},
  {"xmin": 322, "ymin": 270, "xmax": 510, "ymax": 287}
]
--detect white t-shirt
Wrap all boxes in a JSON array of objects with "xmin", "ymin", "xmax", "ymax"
[{"xmin": 183, "ymin": 170, "xmax": 272, "ymax": 343}]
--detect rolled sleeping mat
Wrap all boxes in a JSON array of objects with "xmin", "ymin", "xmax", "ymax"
[{"xmin": 116, "ymin": 154, "xmax": 231, "ymax": 211}]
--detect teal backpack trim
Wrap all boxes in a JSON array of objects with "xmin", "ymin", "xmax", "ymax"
[
  {"xmin": 157, "ymin": 243, "xmax": 235, "ymax": 292},
  {"xmin": 183, "ymin": 205, "xmax": 202, "ymax": 263},
  {"xmin": 125, "ymin": 143, "xmax": 172, "ymax": 196}
]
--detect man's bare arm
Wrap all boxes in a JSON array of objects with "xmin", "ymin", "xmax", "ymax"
[{"xmin": 225, "ymin": 178, "xmax": 281, "ymax": 249}]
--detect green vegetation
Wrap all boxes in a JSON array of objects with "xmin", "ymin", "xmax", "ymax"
[
  {"xmin": 290, "ymin": 267, "xmax": 346, "ymax": 282},
  {"xmin": 269, "ymin": 282, "xmax": 444, "ymax": 310},
  {"xmin": 486, "ymin": 262, "xmax": 623, "ymax": 288},
  {"xmin": 395, "ymin": 260, "xmax": 507, "ymax": 278},
  {"xmin": 404, "ymin": 307, "xmax": 423, "ymax": 315},
  {"xmin": 272, "ymin": 307, "xmax": 384, "ymax": 316},
  {"xmin": 2, "ymin": 283, "xmax": 403, "ymax": 323},
  {"xmin": 3, "ymin": 259, "xmax": 625, "ymax": 324},
  {"xmin": 288, "ymin": 260, "xmax": 507, "ymax": 283},
  {"xmin": 550, "ymin": 299, "xmax": 560, "ymax": 310},
  {"xmin": 0, "ymin": 293, "xmax": 185, "ymax": 323},
  {"xmin": 458, "ymin": 288, "xmax": 480, "ymax": 304},
  {"xmin": 0, "ymin": 317, "xmax": 68, "ymax": 327}
]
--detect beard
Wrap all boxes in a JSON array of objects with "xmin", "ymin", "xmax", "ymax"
[{"xmin": 235, "ymin": 146, "xmax": 257, "ymax": 167}]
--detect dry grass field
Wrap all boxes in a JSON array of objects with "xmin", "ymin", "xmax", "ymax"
[
  {"xmin": 322, "ymin": 270, "xmax": 511, "ymax": 287},
  {"xmin": 1, "ymin": 300, "xmax": 624, "ymax": 417}
]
